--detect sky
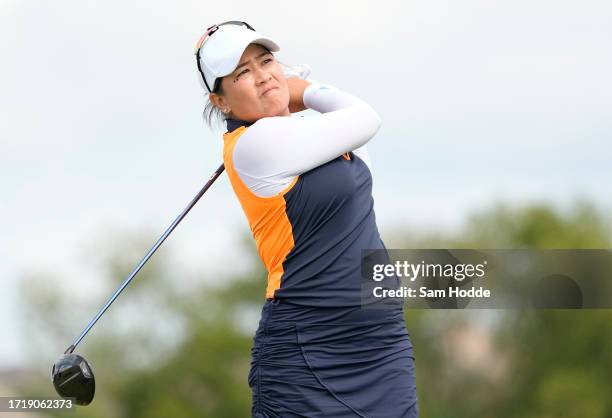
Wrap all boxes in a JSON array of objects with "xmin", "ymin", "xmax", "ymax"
[{"xmin": 1, "ymin": 0, "xmax": 611, "ymax": 369}]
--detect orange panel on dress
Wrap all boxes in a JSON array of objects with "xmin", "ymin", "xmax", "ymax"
[{"xmin": 223, "ymin": 127, "xmax": 298, "ymax": 299}]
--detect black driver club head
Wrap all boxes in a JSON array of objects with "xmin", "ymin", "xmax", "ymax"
[{"xmin": 52, "ymin": 353, "xmax": 95, "ymax": 405}]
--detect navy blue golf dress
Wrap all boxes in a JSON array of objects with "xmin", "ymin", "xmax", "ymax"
[{"xmin": 222, "ymin": 83, "xmax": 418, "ymax": 418}]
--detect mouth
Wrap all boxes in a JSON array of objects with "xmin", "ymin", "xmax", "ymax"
[{"xmin": 261, "ymin": 86, "xmax": 278, "ymax": 97}]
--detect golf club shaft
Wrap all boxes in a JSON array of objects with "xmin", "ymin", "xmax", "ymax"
[{"xmin": 65, "ymin": 164, "xmax": 225, "ymax": 355}]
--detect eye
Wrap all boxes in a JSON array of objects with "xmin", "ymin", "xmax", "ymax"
[
  {"xmin": 236, "ymin": 68, "xmax": 249, "ymax": 79},
  {"xmin": 262, "ymin": 57, "xmax": 273, "ymax": 64}
]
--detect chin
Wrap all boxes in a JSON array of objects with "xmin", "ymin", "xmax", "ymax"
[
  {"xmin": 276, "ymin": 98, "xmax": 291, "ymax": 115},
  {"xmin": 262, "ymin": 103, "xmax": 289, "ymax": 118}
]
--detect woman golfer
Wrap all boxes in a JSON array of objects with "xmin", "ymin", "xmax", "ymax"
[{"xmin": 195, "ymin": 21, "xmax": 418, "ymax": 417}]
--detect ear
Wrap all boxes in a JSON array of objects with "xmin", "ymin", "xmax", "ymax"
[
  {"xmin": 208, "ymin": 89, "xmax": 229, "ymax": 105},
  {"xmin": 209, "ymin": 92, "xmax": 232, "ymax": 116},
  {"xmin": 209, "ymin": 92, "xmax": 227, "ymax": 109}
]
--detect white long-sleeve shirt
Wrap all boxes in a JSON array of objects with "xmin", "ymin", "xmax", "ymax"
[{"xmin": 229, "ymin": 83, "xmax": 380, "ymax": 197}]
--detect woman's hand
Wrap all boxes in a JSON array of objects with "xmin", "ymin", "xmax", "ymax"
[{"xmin": 287, "ymin": 77, "xmax": 311, "ymax": 113}]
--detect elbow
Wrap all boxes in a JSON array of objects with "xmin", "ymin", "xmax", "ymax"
[
  {"xmin": 371, "ymin": 108, "xmax": 382, "ymax": 134},
  {"xmin": 360, "ymin": 105, "xmax": 382, "ymax": 141}
]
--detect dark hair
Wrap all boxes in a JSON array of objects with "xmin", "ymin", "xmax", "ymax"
[{"xmin": 202, "ymin": 79, "xmax": 226, "ymax": 129}]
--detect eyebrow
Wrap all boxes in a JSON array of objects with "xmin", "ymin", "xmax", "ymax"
[{"xmin": 235, "ymin": 51, "xmax": 272, "ymax": 71}]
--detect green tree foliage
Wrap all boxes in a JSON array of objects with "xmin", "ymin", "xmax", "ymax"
[
  {"xmin": 398, "ymin": 202, "xmax": 612, "ymax": 418},
  {"xmin": 15, "ymin": 202, "xmax": 612, "ymax": 417}
]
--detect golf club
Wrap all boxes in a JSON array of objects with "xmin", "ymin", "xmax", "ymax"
[{"xmin": 52, "ymin": 164, "xmax": 225, "ymax": 405}]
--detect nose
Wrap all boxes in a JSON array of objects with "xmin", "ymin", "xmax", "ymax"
[{"xmin": 253, "ymin": 65, "xmax": 272, "ymax": 85}]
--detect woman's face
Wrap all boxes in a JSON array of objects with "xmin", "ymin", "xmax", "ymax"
[{"xmin": 211, "ymin": 43, "xmax": 290, "ymax": 122}]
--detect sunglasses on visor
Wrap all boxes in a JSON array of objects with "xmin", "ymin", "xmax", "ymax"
[{"xmin": 194, "ymin": 21, "xmax": 256, "ymax": 93}]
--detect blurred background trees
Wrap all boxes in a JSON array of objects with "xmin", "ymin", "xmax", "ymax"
[{"xmin": 11, "ymin": 201, "xmax": 612, "ymax": 418}]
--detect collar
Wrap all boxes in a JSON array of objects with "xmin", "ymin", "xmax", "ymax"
[{"xmin": 226, "ymin": 118, "xmax": 254, "ymax": 133}]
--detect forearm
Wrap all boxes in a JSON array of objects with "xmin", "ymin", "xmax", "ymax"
[{"xmin": 237, "ymin": 84, "xmax": 380, "ymax": 176}]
